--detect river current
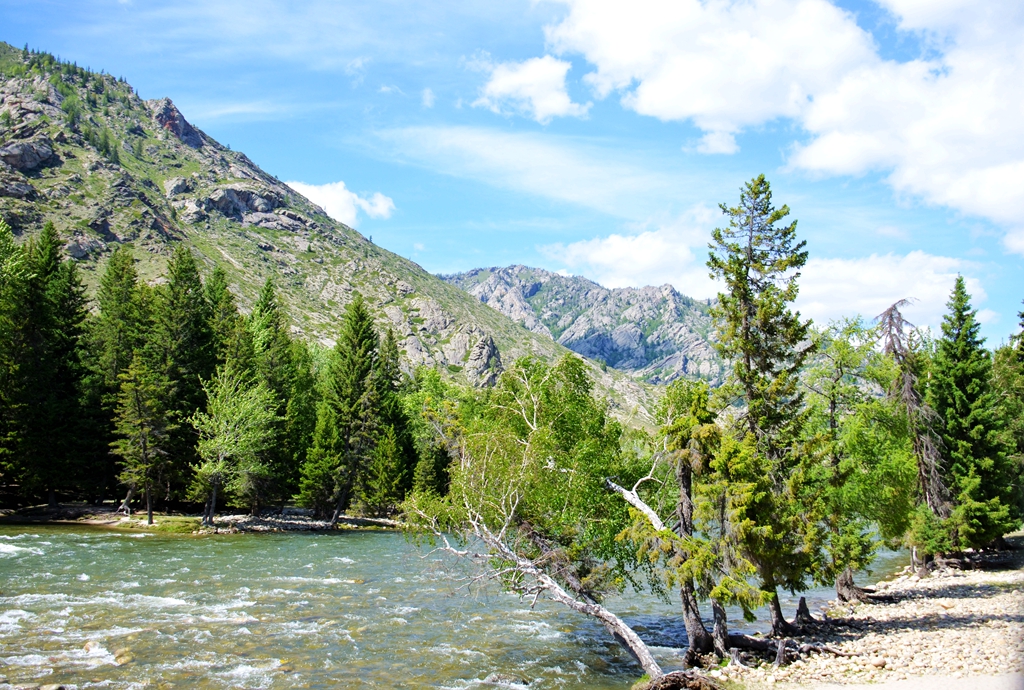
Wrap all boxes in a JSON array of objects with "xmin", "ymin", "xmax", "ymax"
[{"xmin": 0, "ymin": 526, "xmax": 908, "ymax": 688}]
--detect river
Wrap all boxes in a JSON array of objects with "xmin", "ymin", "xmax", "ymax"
[{"xmin": 0, "ymin": 525, "xmax": 908, "ymax": 688}]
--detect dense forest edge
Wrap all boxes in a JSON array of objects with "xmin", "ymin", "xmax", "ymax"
[{"xmin": 1, "ymin": 45, "xmax": 1023, "ymax": 688}]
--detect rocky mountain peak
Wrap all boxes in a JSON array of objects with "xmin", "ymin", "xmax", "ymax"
[
  {"xmin": 148, "ymin": 97, "xmax": 203, "ymax": 149},
  {"xmin": 443, "ymin": 265, "xmax": 723, "ymax": 385}
]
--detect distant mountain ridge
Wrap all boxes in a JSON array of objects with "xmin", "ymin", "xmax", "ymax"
[
  {"xmin": 0, "ymin": 42, "xmax": 660, "ymax": 420},
  {"xmin": 441, "ymin": 265, "xmax": 723, "ymax": 385}
]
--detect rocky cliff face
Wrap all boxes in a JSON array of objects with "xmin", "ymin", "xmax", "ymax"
[
  {"xmin": 443, "ymin": 265, "xmax": 723, "ymax": 385},
  {"xmin": 0, "ymin": 43, "xmax": 660, "ymax": 420}
]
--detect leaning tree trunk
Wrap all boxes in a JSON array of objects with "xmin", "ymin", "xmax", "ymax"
[
  {"xmin": 118, "ymin": 488, "xmax": 133, "ymax": 516},
  {"xmin": 478, "ymin": 522, "xmax": 665, "ymax": 680}
]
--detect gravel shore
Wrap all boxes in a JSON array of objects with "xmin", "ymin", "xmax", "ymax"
[{"xmin": 708, "ymin": 545, "xmax": 1024, "ymax": 688}]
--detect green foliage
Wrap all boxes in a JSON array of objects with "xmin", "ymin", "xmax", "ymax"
[
  {"xmin": 408, "ymin": 355, "xmax": 638, "ymax": 602},
  {"xmin": 928, "ymin": 277, "xmax": 1016, "ymax": 547},
  {"xmin": 149, "ymin": 246, "xmax": 216, "ymax": 496},
  {"xmin": 706, "ymin": 175, "xmax": 818, "ymax": 632},
  {"xmin": 111, "ymin": 353, "xmax": 175, "ymax": 523},
  {"xmin": 190, "ymin": 365, "xmax": 280, "ymax": 517}
]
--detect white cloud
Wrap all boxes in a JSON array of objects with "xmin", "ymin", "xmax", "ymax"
[
  {"xmin": 285, "ymin": 180, "xmax": 395, "ymax": 227},
  {"xmin": 473, "ymin": 55, "xmax": 591, "ymax": 124},
  {"xmin": 541, "ymin": 207, "xmax": 721, "ymax": 298},
  {"xmin": 544, "ymin": 215, "xmax": 984, "ymax": 329},
  {"xmin": 796, "ymin": 252, "xmax": 985, "ymax": 328},
  {"xmin": 540, "ymin": 0, "xmax": 1024, "ymax": 250},
  {"xmin": 421, "ymin": 88, "xmax": 435, "ymax": 108},
  {"xmin": 545, "ymin": 0, "xmax": 873, "ymax": 140},
  {"xmin": 376, "ymin": 126, "xmax": 694, "ymax": 217}
]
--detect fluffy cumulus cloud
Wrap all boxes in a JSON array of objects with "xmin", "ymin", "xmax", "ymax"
[
  {"xmin": 473, "ymin": 55, "xmax": 591, "ymax": 124},
  {"xmin": 545, "ymin": 0, "xmax": 875, "ymax": 152},
  {"xmin": 540, "ymin": 0, "xmax": 1024, "ymax": 252},
  {"xmin": 285, "ymin": 180, "xmax": 395, "ymax": 227}
]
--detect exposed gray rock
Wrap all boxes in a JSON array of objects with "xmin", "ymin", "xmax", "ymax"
[
  {"xmin": 163, "ymin": 176, "xmax": 190, "ymax": 196},
  {"xmin": 65, "ymin": 237, "xmax": 105, "ymax": 259},
  {"xmin": 0, "ymin": 135, "xmax": 53, "ymax": 171},
  {"xmin": 444, "ymin": 265, "xmax": 722, "ymax": 384},
  {"xmin": 207, "ymin": 185, "xmax": 280, "ymax": 218},
  {"xmin": 465, "ymin": 334, "xmax": 502, "ymax": 386},
  {"xmin": 0, "ymin": 173, "xmax": 34, "ymax": 198},
  {"xmin": 149, "ymin": 98, "xmax": 203, "ymax": 148},
  {"xmin": 242, "ymin": 211, "xmax": 304, "ymax": 232}
]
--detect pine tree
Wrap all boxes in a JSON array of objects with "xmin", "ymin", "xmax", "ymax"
[
  {"xmin": 928, "ymin": 276, "xmax": 1015, "ymax": 548},
  {"xmin": 298, "ymin": 293, "xmax": 379, "ymax": 521},
  {"xmin": 111, "ymin": 353, "xmax": 175, "ymax": 525},
  {"xmin": 149, "ymin": 246, "xmax": 215, "ymax": 499},
  {"xmin": 0, "ymin": 217, "xmax": 30, "ymax": 490},
  {"xmin": 204, "ymin": 265, "xmax": 239, "ymax": 366},
  {"xmin": 248, "ymin": 278, "xmax": 295, "ymax": 505},
  {"xmin": 372, "ymin": 328, "xmax": 417, "ymax": 497},
  {"xmin": 991, "ymin": 304, "xmax": 1024, "ymax": 522},
  {"xmin": 706, "ymin": 175, "xmax": 817, "ymax": 636},
  {"xmin": 360, "ymin": 424, "xmax": 404, "ymax": 517}
]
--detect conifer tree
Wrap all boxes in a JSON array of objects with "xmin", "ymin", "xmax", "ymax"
[
  {"xmin": 706, "ymin": 175, "xmax": 817, "ymax": 636},
  {"xmin": 361, "ymin": 424, "xmax": 404, "ymax": 516},
  {"xmin": 298, "ymin": 293, "xmax": 379, "ymax": 522},
  {"xmin": 248, "ymin": 278, "xmax": 295, "ymax": 504},
  {"xmin": 204, "ymin": 265, "xmax": 239, "ymax": 366},
  {"xmin": 0, "ymin": 218, "xmax": 30, "ymax": 489},
  {"xmin": 928, "ymin": 277, "xmax": 1016, "ymax": 548},
  {"xmin": 991, "ymin": 304, "xmax": 1024, "ymax": 521},
  {"xmin": 150, "ymin": 246, "xmax": 215, "ymax": 498},
  {"xmin": 111, "ymin": 353, "xmax": 175, "ymax": 524}
]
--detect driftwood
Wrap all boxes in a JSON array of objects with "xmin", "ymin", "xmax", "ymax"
[
  {"xmin": 636, "ymin": 670, "xmax": 722, "ymax": 690},
  {"xmin": 774, "ymin": 637, "xmax": 789, "ymax": 667}
]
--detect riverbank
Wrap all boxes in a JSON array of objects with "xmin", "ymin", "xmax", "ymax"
[
  {"xmin": 713, "ymin": 539, "xmax": 1024, "ymax": 689},
  {"xmin": 0, "ymin": 503, "xmax": 402, "ymax": 534}
]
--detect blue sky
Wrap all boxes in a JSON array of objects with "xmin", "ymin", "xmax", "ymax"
[{"xmin": 3, "ymin": 0, "xmax": 1022, "ymax": 343}]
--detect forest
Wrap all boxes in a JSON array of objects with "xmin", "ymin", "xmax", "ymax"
[{"xmin": 1, "ymin": 175, "xmax": 1022, "ymax": 680}]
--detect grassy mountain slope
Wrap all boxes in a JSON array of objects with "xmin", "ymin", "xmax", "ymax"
[
  {"xmin": 443, "ymin": 265, "xmax": 723, "ymax": 385},
  {"xmin": 0, "ymin": 42, "xmax": 658, "ymax": 420}
]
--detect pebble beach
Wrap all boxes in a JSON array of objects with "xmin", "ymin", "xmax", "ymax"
[{"xmin": 710, "ymin": 546, "xmax": 1024, "ymax": 689}]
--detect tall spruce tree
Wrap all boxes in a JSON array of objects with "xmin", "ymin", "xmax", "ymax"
[
  {"xmin": 0, "ymin": 218, "xmax": 30, "ymax": 492},
  {"xmin": 150, "ymin": 246, "xmax": 215, "ymax": 499},
  {"xmin": 204, "ymin": 265, "xmax": 239, "ymax": 366},
  {"xmin": 111, "ymin": 353, "xmax": 175, "ymax": 524},
  {"xmin": 248, "ymin": 278, "xmax": 295, "ymax": 506},
  {"xmin": 706, "ymin": 175, "xmax": 817, "ymax": 636},
  {"xmin": 298, "ymin": 293, "xmax": 379, "ymax": 522},
  {"xmin": 991, "ymin": 304, "xmax": 1024, "ymax": 521},
  {"xmin": 81, "ymin": 245, "xmax": 154, "ymax": 501},
  {"xmin": 928, "ymin": 277, "xmax": 1016, "ymax": 548}
]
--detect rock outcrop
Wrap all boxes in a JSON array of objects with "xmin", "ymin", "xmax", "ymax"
[
  {"xmin": 444, "ymin": 265, "xmax": 723, "ymax": 385},
  {"xmin": 149, "ymin": 98, "xmax": 203, "ymax": 148},
  {"xmin": 0, "ymin": 135, "xmax": 53, "ymax": 171}
]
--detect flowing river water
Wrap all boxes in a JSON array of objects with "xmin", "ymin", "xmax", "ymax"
[{"xmin": 0, "ymin": 525, "xmax": 909, "ymax": 689}]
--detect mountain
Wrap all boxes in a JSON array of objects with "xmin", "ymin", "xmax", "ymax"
[
  {"xmin": 0, "ymin": 43, "xmax": 659, "ymax": 419},
  {"xmin": 442, "ymin": 265, "xmax": 723, "ymax": 385}
]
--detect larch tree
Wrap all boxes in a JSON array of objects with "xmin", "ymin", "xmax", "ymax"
[
  {"xmin": 190, "ymin": 365, "xmax": 280, "ymax": 525},
  {"xmin": 706, "ymin": 174, "xmax": 818, "ymax": 637},
  {"xmin": 928, "ymin": 276, "xmax": 1016, "ymax": 548}
]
